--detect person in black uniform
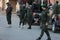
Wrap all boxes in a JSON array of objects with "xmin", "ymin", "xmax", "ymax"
[
  {"xmin": 19, "ymin": 4, "xmax": 27, "ymax": 28},
  {"xmin": 36, "ymin": 5, "xmax": 51, "ymax": 40},
  {"xmin": 53, "ymin": 1, "xmax": 59, "ymax": 21},
  {"xmin": 27, "ymin": 5, "xmax": 33, "ymax": 29},
  {"xmin": 6, "ymin": 2, "xmax": 13, "ymax": 27}
]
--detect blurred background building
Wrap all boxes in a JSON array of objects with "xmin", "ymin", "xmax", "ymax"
[{"xmin": 0, "ymin": 0, "xmax": 60, "ymax": 12}]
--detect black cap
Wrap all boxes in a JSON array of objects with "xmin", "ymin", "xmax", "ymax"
[
  {"xmin": 56, "ymin": 1, "xmax": 59, "ymax": 3},
  {"xmin": 41, "ymin": 4, "xmax": 46, "ymax": 8}
]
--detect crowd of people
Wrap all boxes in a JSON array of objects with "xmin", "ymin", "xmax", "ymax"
[{"xmin": 5, "ymin": 0, "xmax": 60, "ymax": 40}]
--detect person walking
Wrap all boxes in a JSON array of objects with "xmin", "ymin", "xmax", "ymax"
[
  {"xmin": 19, "ymin": 4, "xmax": 27, "ymax": 28},
  {"xmin": 6, "ymin": 2, "xmax": 13, "ymax": 27},
  {"xmin": 27, "ymin": 5, "xmax": 33, "ymax": 29},
  {"xmin": 36, "ymin": 5, "xmax": 51, "ymax": 40},
  {"xmin": 53, "ymin": 1, "xmax": 59, "ymax": 20}
]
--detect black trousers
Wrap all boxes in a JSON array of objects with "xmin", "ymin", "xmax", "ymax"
[
  {"xmin": 19, "ymin": 16, "xmax": 25, "ymax": 25},
  {"xmin": 39, "ymin": 25, "xmax": 51, "ymax": 40},
  {"xmin": 6, "ymin": 13, "xmax": 11, "ymax": 24},
  {"xmin": 27, "ymin": 18, "xmax": 33, "ymax": 28}
]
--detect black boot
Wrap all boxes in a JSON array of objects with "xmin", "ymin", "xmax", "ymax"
[
  {"xmin": 28, "ymin": 27, "xmax": 31, "ymax": 29},
  {"xmin": 36, "ymin": 38, "xmax": 40, "ymax": 40},
  {"xmin": 28, "ymin": 25, "xmax": 31, "ymax": 29},
  {"xmin": 36, "ymin": 37, "xmax": 41, "ymax": 40}
]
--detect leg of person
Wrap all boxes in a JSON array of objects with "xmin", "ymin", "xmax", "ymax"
[
  {"xmin": 45, "ymin": 29, "xmax": 51, "ymax": 40},
  {"xmin": 20, "ymin": 22, "xmax": 23, "ymax": 28},
  {"xmin": 6, "ymin": 13, "xmax": 11, "ymax": 27},
  {"xmin": 8, "ymin": 14, "xmax": 12, "ymax": 27},
  {"xmin": 56, "ymin": 14, "xmax": 58, "ymax": 20},
  {"xmin": 20, "ymin": 18, "xmax": 24, "ymax": 28},
  {"xmin": 19, "ymin": 20, "xmax": 21, "ymax": 25},
  {"xmin": 18, "ymin": 15, "xmax": 21, "ymax": 25},
  {"xmin": 36, "ymin": 29, "xmax": 44, "ymax": 40},
  {"xmin": 20, "ymin": 18, "xmax": 25, "ymax": 29},
  {"xmin": 19, "ymin": 19, "xmax": 23, "ymax": 28},
  {"xmin": 6, "ymin": 14, "xmax": 9, "ymax": 24},
  {"xmin": 8, "ymin": 14, "xmax": 11, "ymax": 24},
  {"xmin": 6, "ymin": 14, "xmax": 11, "ymax": 24},
  {"xmin": 19, "ymin": 19, "xmax": 22, "ymax": 28},
  {"xmin": 22, "ymin": 18, "xmax": 25, "ymax": 26},
  {"xmin": 28, "ymin": 23, "xmax": 31, "ymax": 29},
  {"xmin": 19, "ymin": 17, "xmax": 22, "ymax": 28},
  {"xmin": 19, "ymin": 21, "xmax": 21, "ymax": 28},
  {"xmin": 27, "ymin": 20, "xmax": 32, "ymax": 29}
]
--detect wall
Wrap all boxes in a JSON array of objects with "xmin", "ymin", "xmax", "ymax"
[
  {"xmin": 50, "ymin": 0, "xmax": 60, "ymax": 5},
  {"xmin": 9, "ymin": 0, "xmax": 17, "ymax": 11},
  {"xmin": 0, "ymin": 0, "xmax": 2, "ymax": 10}
]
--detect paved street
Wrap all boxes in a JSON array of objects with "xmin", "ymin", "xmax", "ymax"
[{"xmin": 0, "ymin": 13, "xmax": 60, "ymax": 40}]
